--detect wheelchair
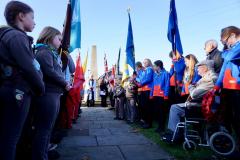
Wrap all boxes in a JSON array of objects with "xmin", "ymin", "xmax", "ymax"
[{"xmin": 172, "ymin": 97, "xmax": 236, "ymax": 156}]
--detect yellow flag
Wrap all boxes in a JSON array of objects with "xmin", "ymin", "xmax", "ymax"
[
  {"xmin": 122, "ymin": 55, "xmax": 130, "ymax": 83},
  {"xmin": 82, "ymin": 51, "xmax": 88, "ymax": 74}
]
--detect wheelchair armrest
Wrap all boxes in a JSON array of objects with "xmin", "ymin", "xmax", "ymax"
[{"xmin": 185, "ymin": 101, "xmax": 202, "ymax": 108}]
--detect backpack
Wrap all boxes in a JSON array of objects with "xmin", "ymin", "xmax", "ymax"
[{"xmin": 0, "ymin": 26, "xmax": 14, "ymax": 84}]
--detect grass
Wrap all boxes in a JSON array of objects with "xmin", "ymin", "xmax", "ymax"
[{"xmin": 131, "ymin": 122, "xmax": 216, "ymax": 160}]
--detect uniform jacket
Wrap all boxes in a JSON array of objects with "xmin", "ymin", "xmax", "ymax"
[
  {"xmin": 169, "ymin": 57, "xmax": 186, "ymax": 87},
  {"xmin": 137, "ymin": 66, "xmax": 154, "ymax": 91},
  {"xmin": 181, "ymin": 68, "xmax": 201, "ymax": 95},
  {"xmin": 150, "ymin": 68, "xmax": 170, "ymax": 99},
  {"xmin": 215, "ymin": 41, "xmax": 240, "ymax": 90}
]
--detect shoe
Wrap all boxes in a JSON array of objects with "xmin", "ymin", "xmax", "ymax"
[
  {"xmin": 141, "ymin": 124, "xmax": 152, "ymax": 129},
  {"xmin": 48, "ymin": 143, "xmax": 58, "ymax": 151},
  {"xmin": 72, "ymin": 119, "xmax": 77, "ymax": 124},
  {"xmin": 154, "ymin": 128, "xmax": 161, "ymax": 133},
  {"xmin": 161, "ymin": 133, "xmax": 173, "ymax": 143},
  {"xmin": 114, "ymin": 117, "xmax": 120, "ymax": 120},
  {"xmin": 127, "ymin": 121, "xmax": 134, "ymax": 124},
  {"xmin": 48, "ymin": 149, "xmax": 60, "ymax": 160}
]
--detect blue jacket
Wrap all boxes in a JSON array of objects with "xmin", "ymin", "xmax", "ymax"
[
  {"xmin": 181, "ymin": 68, "xmax": 201, "ymax": 95},
  {"xmin": 138, "ymin": 66, "xmax": 154, "ymax": 91},
  {"xmin": 150, "ymin": 68, "xmax": 170, "ymax": 99},
  {"xmin": 136, "ymin": 69, "xmax": 144, "ymax": 83},
  {"xmin": 169, "ymin": 57, "xmax": 186, "ymax": 87},
  {"xmin": 215, "ymin": 41, "xmax": 240, "ymax": 90}
]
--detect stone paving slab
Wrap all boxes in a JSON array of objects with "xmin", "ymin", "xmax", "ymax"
[
  {"xmin": 60, "ymin": 136, "xmax": 98, "ymax": 147},
  {"xmin": 89, "ymin": 128, "xmax": 111, "ymax": 136},
  {"xmin": 97, "ymin": 134, "xmax": 152, "ymax": 146},
  {"xmin": 57, "ymin": 107, "xmax": 173, "ymax": 160},
  {"xmin": 59, "ymin": 146, "xmax": 124, "ymax": 160},
  {"xmin": 67, "ymin": 129, "xmax": 89, "ymax": 136},
  {"xmin": 108, "ymin": 127, "xmax": 139, "ymax": 135},
  {"xmin": 119, "ymin": 144, "xmax": 173, "ymax": 160}
]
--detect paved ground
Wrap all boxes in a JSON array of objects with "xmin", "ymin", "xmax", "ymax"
[{"xmin": 57, "ymin": 107, "xmax": 174, "ymax": 160}]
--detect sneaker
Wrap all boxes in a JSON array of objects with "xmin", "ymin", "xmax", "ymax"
[
  {"xmin": 48, "ymin": 143, "xmax": 58, "ymax": 151},
  {"xmin": 141, "ymin": 124, "xmax": 152, "ymax": 129},
  {"xmin": 48, "ymin": 149, "xmax": 60, "ymax": 160},
  {"xmin": 161, "ymin": 133, "xmax": 173, "ymax": 143}
]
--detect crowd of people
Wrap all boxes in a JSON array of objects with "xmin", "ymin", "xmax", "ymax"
[
  {"xmin": 104, "ymin": 27, "xmax": 240, "ymax": 158},
  {"xmin": 0, "ymin": 1, "xmax": 240, "ymax": 160}
]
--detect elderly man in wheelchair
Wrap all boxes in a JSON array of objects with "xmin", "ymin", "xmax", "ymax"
[
  {"xmin": 163, "ymin": 60, "xmax": 236, "ymax": 156},
  {"xmin": 163, "ymin": 60, "xmax": 217, "ymax": 141}
]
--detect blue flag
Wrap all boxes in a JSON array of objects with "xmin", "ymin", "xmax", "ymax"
[
  {"xmin": 70, "ymin": 0, "xmax": 81, "ymax": 52},
  {"xmin": 126, "ymin": 13, "xmax": 135, "ymax": 71},
  {"xmin": 167, "ymin": 0, "xmax": 183, "ymax": 55}
]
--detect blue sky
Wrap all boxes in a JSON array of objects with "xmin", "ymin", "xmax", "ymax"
[{"xmin": 0, "ymin": 0, "xmax": 240, "ymax": 77}]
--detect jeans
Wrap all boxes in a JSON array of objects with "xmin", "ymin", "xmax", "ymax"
[
  {"xmin": 126, "ymin": 97, "xmax": 137, "ymax": 122},
  {"xmin": 115, "ymin": 97, "xmax": 125, "ymax": 119},
  {"xmin": 32, "ymin": 92, "xmax": 61, "ymax": 160},
  {"xmin": 167, "ymin": 103, "xmax": 185, "ymax": 132},
  {"xmin": 0, "ymin": 85, "xmax": 31, "ymax": 160}
]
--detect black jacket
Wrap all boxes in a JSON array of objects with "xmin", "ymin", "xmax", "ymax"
[
  {"xmin": 0, "ymin": 27, "xmax": 45, "ymax": 95},
  {"xmin": 100, "ymin": 82, "xmax": 108, "ymax": 96},
  {"xmin": 206, "ymin": 48, "xmax": 223, "ymax": 74},
  {"xmin": 35, "ymin": 45, "xmax": 67, "ymax": 93}
]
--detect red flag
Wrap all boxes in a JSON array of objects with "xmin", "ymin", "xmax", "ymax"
[
  {"xmin": 109, "ymin": 65, "xmax": 116, "ymax": 85},
  {"xmin": 66, "ymin": 52, "xmax": 85, "ymax": 128},
  {"xmin": 104, "ymin": 53, "xmax": 108, "ymax": 73}
]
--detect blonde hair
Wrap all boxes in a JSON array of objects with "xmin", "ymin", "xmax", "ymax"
[
  {"xmin": 143, "ymin": 58, "xmax": 153, "ymax": 67},
  {"xmin": 184, "ymin": 54, "xmax": 198, "ymax": 83},
  {"xmin": 37, "ymin": 26, "xmax": 61, "ymax": 46}
]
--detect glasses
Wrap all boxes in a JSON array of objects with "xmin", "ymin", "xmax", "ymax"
[{"xmin": 221, "ymin": 35, "xmax": 231, "ymax": 45}]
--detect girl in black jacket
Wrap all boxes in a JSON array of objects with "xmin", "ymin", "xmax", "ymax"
[{"xmin": 0, "ymin": 2, "xmax": 44, "ymax": 160}]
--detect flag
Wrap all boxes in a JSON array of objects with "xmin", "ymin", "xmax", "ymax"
[
  {"xmin": 70, "ymin": 0, "xmax": 81, "ymax": 52},
  {"xmin": 66, "ymin": 51, "xmax": 85, "ymax": 127},
  {"xmin": 60, "ymin": 1, "xmax": 72, "ymax": 71},
  {"xmin": 167, "ymin": 0, "xmax": 183, "ymax": 57},
  {"xmin": 82, "ymin": 51, "xmax": 88, "ymax": 74},
  {"xmin": 126, "ymin": 12, "xmax": 135, "ymax": 71},
  {"xmin": 122, "ymin": 56, "xmax": 130, "ymax": 82},
  {"xmin": 61, "ymin": 1, "xmax": 72, "ymax": 52},
  {"xmin": 112, "ymin": 65, "xmax": 116, "ymax": 78},
  {"xmin": 109, "ymin": 65, "xmax": 116, "ymax": 84},
  {"xmin": 104, "ymin": 53, "xmax": 108, "ymax": 73},
  {"xmin": 116, "ymin": 48, "xmax": 121, "ymax": 75}
]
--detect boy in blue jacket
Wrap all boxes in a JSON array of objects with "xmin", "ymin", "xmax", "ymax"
[{"xmin": 151, "ymin": 60, "xmax": 170, "ymax": 134}]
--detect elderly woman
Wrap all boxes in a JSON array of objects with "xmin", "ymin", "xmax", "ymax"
[{"xmin": 165, "ymin": 60, "xmax": 217, "ymax": 139}]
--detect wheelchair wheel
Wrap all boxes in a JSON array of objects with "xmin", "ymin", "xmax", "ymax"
[
  {"xmin": 210, "ymin": 131, "xmax": 235, "ymax": 156},
  {"xmin": 183, "ymin": 140, "xmax": 197, "ymax": 151}
]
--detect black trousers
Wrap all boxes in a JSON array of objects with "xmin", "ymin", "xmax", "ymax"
[
  {"xmin": 153, "ymin": 97, "xmax": 168, "ymax": 131},
  {"xmin": 169, "ymin": 86, "xmax": 184, "ymax": 105},
  {"xmin": 0, "ymin": 85, "xmax": 31, "ymax": 160},
  {"xmin": 101, "ymin": 95, "xmax": 107, "ymax": 107},
  {"xmin": 222, "ymin": 89, "xmax": 240, "ymax": 147},
  {"xmin": 140, "ymin": 91, "xmax": 151, "ymax": 125}
]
